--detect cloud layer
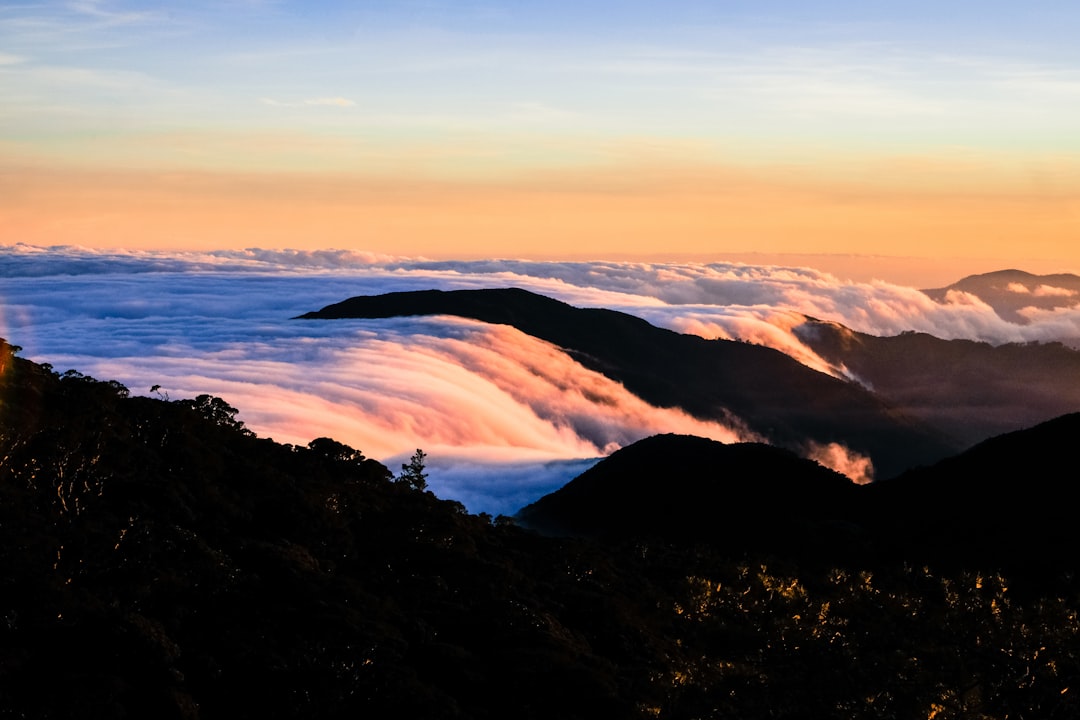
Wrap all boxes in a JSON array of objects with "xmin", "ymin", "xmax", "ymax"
[{"xmin": 4, "ymin": 245, "xmax": 1078, "ymax": 512}]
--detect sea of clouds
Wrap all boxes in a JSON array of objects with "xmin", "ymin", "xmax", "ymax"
[{"xmin": 4, "ymin": 244, "xmax": 1079, "ymax": 514}]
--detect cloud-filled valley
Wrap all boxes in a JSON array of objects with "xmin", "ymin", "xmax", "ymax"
[{"xmin": 4, "ymin": 244, "xmax": 1080, "ymax": 514}]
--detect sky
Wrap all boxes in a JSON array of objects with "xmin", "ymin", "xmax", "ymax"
[{"xmin": 3, "ymin": 1, "xmax": 1080, "ymax": 282}]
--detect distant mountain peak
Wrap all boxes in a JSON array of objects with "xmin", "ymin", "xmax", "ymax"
[
  {"xmin": 957, "ymin": 268, "xmax": 1035, "ymax": 282},
  {"xmin": 923, "ymin": 269, "xmax": 1080, "ymax": 325}
]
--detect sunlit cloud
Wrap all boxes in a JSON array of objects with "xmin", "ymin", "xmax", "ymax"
[
  {"xmin": 4, "ymin": 246, "xmax": 1079, "ymax": 511},
  {"xmin": 0, "ymin": 250, "xmax": 770, "ymax": 512},
  {"xmin": 29, "ymin": 315, "xmax": 753, "ymax": 463},
  {"xmin": 1033, "ymin": 284, "xmax": 1076, "ymax": 298},
  {"xmin": 397, "ymin": 258, "xmax": 1080, "ymax": 347},
  {"xmin": 806, "ymin": 441, "xmax": 874, "ymax": 485}
]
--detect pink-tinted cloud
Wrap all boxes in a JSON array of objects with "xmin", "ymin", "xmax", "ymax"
[
  {"xmin": 805, "ymin": 441, "xmax": 875, "ymax": 485},
  {"xmin": 42, "ymin": 311, "xmax": 755, "ymax": 510},
  {"xmin": 1033, "ymin": 284, "xmax": 1077, "ymax": 298},
  {"xmin": 6, "ymin": 245, "xmax": 1078, "ymax": 512}
]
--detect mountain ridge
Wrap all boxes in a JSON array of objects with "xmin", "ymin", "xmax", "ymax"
[
  {"xmin": 796, "ymin": 317, "xmax": 1080, "ymax": 445},
  {"xmin": 519, "ymin": 414, "xmax": 1080, "ymax": 577},
  {"xmin": 300, "ymin": 287, "xmax": 957, "ymax": 478}
]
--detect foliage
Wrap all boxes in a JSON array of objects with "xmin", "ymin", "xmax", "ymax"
[
  {"xmin": 660, "ymin": 561, "xmax": 1080, "ymax": 719},
  {"xmin": 308, "ymin": 436, "xmax": 366, "ymax": 464},
  {"xmin": 397, "ymin": 448, "xmax": 428, "ymax": 491},
  {"xmin": 176, "ymin": 393, "xmax": 252, "ymax": 435}
]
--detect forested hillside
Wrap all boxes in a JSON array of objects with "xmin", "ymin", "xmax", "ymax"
[{"xmin": 2, "ymin": 339, "xmax": 1078, "ymax": 719}]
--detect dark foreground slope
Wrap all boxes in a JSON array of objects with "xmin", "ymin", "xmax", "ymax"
[
  {"xmin": 3, "ymin": 340, "xmax": 1079, "ymax": 720},
  {"xmin": 0, "ymin": 340, "xmax": 668, "ymax": 719},
  {"xmin": 300, "ymin": 288, "xmax": 956, "ymax": 477},
  {"xmin": 517, "ymin": 435, "xmax": 864, "ymax": 560},
  {"xmin": 520, "ymin": 418, "xmax": 1080, "ymax": 578},
  {"xmin": 798, "ymin": 318, "xmax": 1080, "ymax": 445},
  {"xmin": 865, "ymin": 412, "xmax": 1080, "ymax": 577}
]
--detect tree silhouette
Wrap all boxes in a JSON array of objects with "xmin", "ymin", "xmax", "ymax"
[
  {"xmin": 398, "ymin": 448, "xmax": 428, "ymax": 491},
  {"xmin": 307, "ymin": 437, "xmax": 366, "ymax": 465},
  {"xmin": 177, "ymin": 394, "xmax": 251, "ymax": 435}
]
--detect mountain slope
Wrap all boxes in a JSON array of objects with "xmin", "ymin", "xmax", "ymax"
[
  {"xmin": 300, "ymin": 288, "xmax": 957, "ymax": 478},
  {"xmin": 519, "ymin": 415, "xmax": 1080, "ymax": 577},
  {"xmin": 797, "ymin": 318, "xmax": 1080, "ymax": 445},
  {"xmin": 864, "ymin": 412, "xmax": 1080, "ymax": 576},
  {"xmin": 516, "ymin": 434, "xmax": 863, "ymax": 558}
]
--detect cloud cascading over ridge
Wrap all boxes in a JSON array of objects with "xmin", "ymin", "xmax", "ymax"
[{"xmin": 3, "ymin": 245, "xmax": 1079, "ymax": 511}]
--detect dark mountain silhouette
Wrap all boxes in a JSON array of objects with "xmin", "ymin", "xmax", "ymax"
[
  {"xmin": 299, "ymin": 288, "xmax": 957, "ymax": 478},
  {"xmin": 520, "ymin": 416, "xmax": 1080, "ymax": 579},
  {"xmin": 864, "ymin": 412, "xmax": 1080, "ymax": 578},
  {"xmin": 797, "ymin": 318, "xmax": 1080, "ymax": 445},
  {"xmin": 516, "ymin": 434, "xmax": 863, "ymax": 559},
  {"xmin": 4, "ymin": 339, "xmax": 1080, "ymax": 719},
  {"xmin": 923, "ymin": 269, "xmax": 1080, "ymax": 327}
]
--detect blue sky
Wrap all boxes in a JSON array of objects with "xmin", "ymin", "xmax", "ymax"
[{"xmin": 6, "ymin": 0, "xmax": 1080, "ymax": 146}]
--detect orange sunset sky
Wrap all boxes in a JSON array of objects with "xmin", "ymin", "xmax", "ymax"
[{"xmin": 3, "ymin": 1, "xmax": 1080, "ymax": 285}]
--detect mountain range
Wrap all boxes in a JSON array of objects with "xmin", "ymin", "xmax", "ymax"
[
  {"xmin": 299, "ymin": 288, "xmax": 956, "ymax": 479},
  {"xmin": 300, "ymin": 282, "xmax": 1080, "ymax": 477}
]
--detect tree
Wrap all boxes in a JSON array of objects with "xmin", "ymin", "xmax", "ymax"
[
  {"xmin": 177, "ymin": 394, "xmax": 252, "ymax": 435},
  {"xmin": 397, "ymin": 449, "xmax": 428, "ymax": 491},
  {"xmin": 307, "ymin": 437, "xmax": 366, "ymax": 465}
]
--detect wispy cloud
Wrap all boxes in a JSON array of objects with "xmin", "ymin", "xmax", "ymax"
[
  {"xmin": 7, "ymin": 2, "xmax": 1080, "ymax": 152},
  {"xmin": 68, "ymin": 0, "xmax": 162, "ymax": 28},
  {"xmin": 305, "ymin": 96, "xmax": 355, "ymax": 107},
  {"xmin": 261, "ymin": 97, "xmax": 357, "ymax": 108},
  {"xmin": 0, "ymin": 0, "xmax": 179, "ymax": 51}
]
